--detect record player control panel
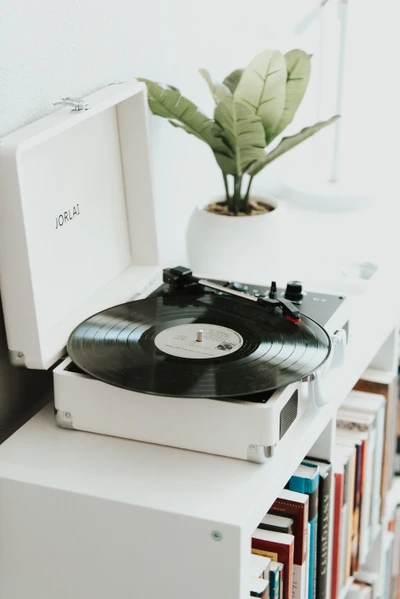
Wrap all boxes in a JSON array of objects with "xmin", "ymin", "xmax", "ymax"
[
  {"xmin": 160, "ymin": 268, "xmax": 345, "ymax": 328},
  {"xmin": 225, "ymin": 280, "xmax": 344, "ymax": 327}
]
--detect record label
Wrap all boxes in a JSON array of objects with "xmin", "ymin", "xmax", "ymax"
[{"xmin": 154, "ymin": 323, "xmax": 243, "ymax": 359}]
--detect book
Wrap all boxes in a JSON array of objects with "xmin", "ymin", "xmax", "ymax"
[
  {"xmin": 342, "ymin": 391, "xmax": 386, "ymax": 540},
  {"xmin": 335, "ymin": 431, "xmax": 364, "ymax": 573},
  {"xmin": 269, "ymin": 561, "xmax": 283, "ymax": 599},
  {"xmin": 260, "ymin": 513, "xmax": 294, "ymax": 535},
  {"xmin": 335, "ymin": 443, "xmax": 357, "ymax": 587},
  {"xmin": 269, "ymin": 489, "xmax": 309, "ymax": 599},
  {"xmin": 287, "ymin": 462, "xmax": 319, "ymax": 599},
  {"xmin": 252, "ymin": 528, "xmax": 294, "ymax": 599},
  {"xmin": 395, "ymin": 437, "xmax": 400, "ymax": 477},
  {"xmin": 353, "ymin": 370, "xmax": 398, "ymax": 514},
  {"xmin": 336, "ymin": 410, "xmax": 376, "ymax": 563},
  {"xmin": 250, "ymin": 554, "xmax": 271, "ymax": 579},
  {"xmin": 305, "ymin": 458, "xmax": 333, "ymax": 599},
  {"xmin": 331, "ymin": 466, "xmax": 344, "ymax": 599},
  {"xmin": 305, "ymin": 523, "xmax": 310, "ymax": 599},
  {"xmin": 335, "ymin": 455, "xmax": 349, "ymax": 592},
  {"xmin": 250, "ymin": 576, "xmax": 269, "ymax": 598}
]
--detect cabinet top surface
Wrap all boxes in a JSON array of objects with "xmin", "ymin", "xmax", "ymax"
[{"xmin": 0, "ymin": 402, "xmax": 269, "ymax": 526}]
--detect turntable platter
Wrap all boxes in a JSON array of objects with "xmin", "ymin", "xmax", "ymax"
[{"xmin": 67, "ymin": 293, "xmax": 331, "ymax": 398}]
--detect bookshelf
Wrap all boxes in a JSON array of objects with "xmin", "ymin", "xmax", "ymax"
[{"xmin": 0, "ymin": 269, "xmax": 398, "ymax": 599}]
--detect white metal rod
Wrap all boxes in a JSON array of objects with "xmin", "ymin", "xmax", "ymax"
[
  {"xmin": 330, "ymin": 0, "xmax": 349, "ymax": 183},
  {"xmin": 293, "ymin": 0, "xmax": 331, "ymax": 35}
]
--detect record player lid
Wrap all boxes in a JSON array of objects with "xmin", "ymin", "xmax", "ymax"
[{"xmin": 0, "ymin": 82, "xmax": 159, "ymax": 370}]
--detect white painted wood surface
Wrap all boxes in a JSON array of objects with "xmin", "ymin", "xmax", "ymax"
[{"xmin": 0, "ymin": 269, "xmax": 398, "ymax": 598}]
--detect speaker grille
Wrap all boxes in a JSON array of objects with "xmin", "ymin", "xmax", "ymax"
[{"xmin": 280, "ymin": 390, "xmax": 298, "ymax": 439}]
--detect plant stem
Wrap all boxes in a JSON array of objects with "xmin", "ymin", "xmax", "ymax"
[
  {"xmin": 243, "ymin": 176, "xmax": 254, "ymax": 213},
  {"xmin": 223, "ymin": 174, "xmax": 230, "ymax": 205},
  {"xmin": 233, "ymin": 176, "xmax": 242, "ymax": 215},
  {"xmin": 226, "ymin": 176, "xmax": 235, "ymax": 212}
]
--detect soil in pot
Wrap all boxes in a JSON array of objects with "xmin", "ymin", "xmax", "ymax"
[{"xmin": 205, "ymin": 199, "xmax": 274, "ymax": 217}]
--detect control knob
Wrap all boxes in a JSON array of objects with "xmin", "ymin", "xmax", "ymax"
[{"xmin": 284, "ymin": 281, "xmax": 303, "ymax": 302}]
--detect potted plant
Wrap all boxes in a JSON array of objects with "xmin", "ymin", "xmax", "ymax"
[{"xmin": 139, "ymin": 48, "xmax": 338, "ymax": 278}]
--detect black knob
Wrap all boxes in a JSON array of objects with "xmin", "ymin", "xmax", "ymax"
[
  {"xmin": 268, "ymin": 281, "xmax": 277, "ymax": 299},
  {"xmin": 284, "ymin": 281, "xmax": 303, "ymax": 302}
]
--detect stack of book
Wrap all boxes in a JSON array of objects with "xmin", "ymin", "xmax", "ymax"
[
  {"xmin": 347, "ymin": 500, "xmax": 400, "ymax": 599},
  {"xmin": 248, "ymin": 371, "xmax": 400, "ymax": 599},
  {"xmin": 250, "ymin": 460, "xmax": 331, "ymax": 599},
  {"xmin": 353, "ymin": 369, "xmax": 398, "ymax": 516},
  {"xmin": 332, "ymin": 389, "xmax": 386, "ymax": 598}
]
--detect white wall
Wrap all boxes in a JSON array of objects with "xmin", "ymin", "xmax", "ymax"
[{"xmin": 0, "ymin": 0, "xmax": 398, "ymax": 265}]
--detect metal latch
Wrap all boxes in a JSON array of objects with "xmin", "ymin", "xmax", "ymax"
[{"xmin": 53, "ymin": 97, "xmax": 90, "ymax": 112}]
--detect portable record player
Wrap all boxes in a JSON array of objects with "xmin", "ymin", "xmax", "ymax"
[{"xmin": 0, "ymin": 81, "xmax": 349, "ymax": 463}]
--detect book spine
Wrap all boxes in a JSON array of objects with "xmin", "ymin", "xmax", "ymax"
[
  {"xmin": 384, "ymin": 381, "xmax": 397, "ymax": 498},
  {"xmin": 278, "ymin": 564, "xmax": 284, "ymax": 599},
  {"xmin": 344, "ymin": 451, "xmax": 356, "ymax": 584},
  {"xmin": 287, "ymin": 476, "xmax": 319, "ymax": 599},
  {"xmin": 370, "ymin": 405, "xmax": 385, "ymax": 538},
  {"xmin": 306, "ymin": 523, "xmax": 310, "ymax": 599},
  {"xmin": 269, "ymin": 561, "xmax": 282, "ymax": 599},
  {"xmin": 360, "ymin": 428, "xmax": 376, "ymax": 562},
  {"xmin": 357, "ymin": 440, "xmax": 367, "ymax": 570},
  {"xmin": 287, "ymin": 541, "xmax": 294, "ymax": 599},
  {"xmin": 308, "ymin": 509, "xmax": 318, "ymax": 599},
  {"xmin": 316, "ymin": 467, "xmax": 333, "ymax": 599},
  {"xmin": 269, "ymin": 566, "xmax": 280, "ymax": 599},
  {"xmin": 331, "ymin": 471, "xmax": 344, "ymax": 599},
  {"xmin": 338, "ymin": 502, "xmax": 348, "ymax": 589},
  {"xmin": 352, "ymin": 443, "xmax": 362, "ymax": 573},
  {"xmin": 292, "ymin": 564, "xmax": 307, "ymax": 599}
]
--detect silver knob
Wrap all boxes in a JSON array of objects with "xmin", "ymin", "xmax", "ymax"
[{"xmin": 53, "ymin": 97, "xmax": 90, "ymax": 112}]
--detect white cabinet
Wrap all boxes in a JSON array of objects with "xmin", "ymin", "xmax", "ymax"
[{"xmin": 0, "ymin": 274, "xmax": 398, "ymax": 599}]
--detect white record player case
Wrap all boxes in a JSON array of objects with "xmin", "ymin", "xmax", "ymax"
[
  {"xmin": 0, "ymin": 81, "xmax": 349, "ymax": 463},
  {"xmin": 0, "ymin": 81, "xmax": 159, "ymax": 370}
]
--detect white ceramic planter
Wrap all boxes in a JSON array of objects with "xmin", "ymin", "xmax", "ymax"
[{"xmin": 186, "ymin": 197, "xmax": 285, "ymax": 282}]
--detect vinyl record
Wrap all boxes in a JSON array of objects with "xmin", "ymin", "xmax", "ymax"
[{"xmin": 67, "ymin": 293, "xmax": 331, "ymax": 398}]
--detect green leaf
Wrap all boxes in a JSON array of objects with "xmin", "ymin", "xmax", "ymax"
[
  {"xmin": 271, "ymin": 49, "xmax": 311, "ymax": 139},
  {"xmin": 234, "ymin": 50, "xmax": 287, "ymax": 142},
  {"xmin": 248, "ymin": 115, "xmax": 339, "ymax": 176},
  {"xmin": 199, "ymin": 68, "xmax": 231, "ymax": 104},
  {"xmin": 138, "ymin": 78, "xmax": 231, "ymax": 157},
  {"xmin": 214, "ymin": 98, "xmax": 266, "ymax": 176},
  {"xmin": 223, "ymin": 69, "xmax": 244, "ymax": 94},
  {"xmin": 139, "ymin": 78, "xmax": 236, "ymax": 175}
]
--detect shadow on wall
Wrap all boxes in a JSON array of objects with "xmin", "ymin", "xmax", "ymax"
[{"xmin": 0, "ymin": 298, "xmax": 53, "ymax": 444}]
